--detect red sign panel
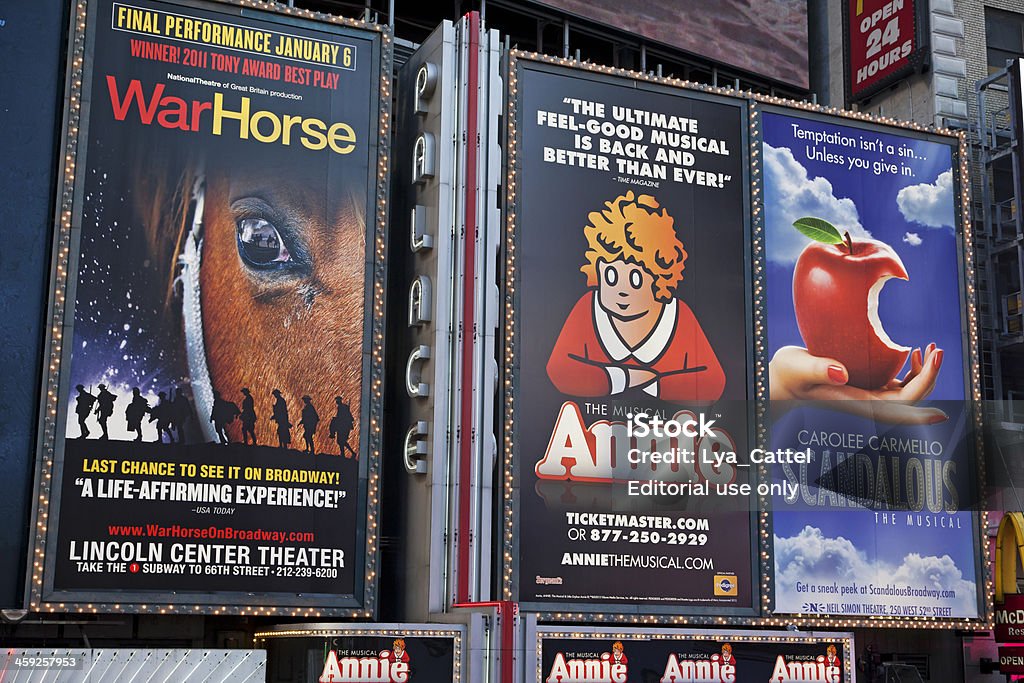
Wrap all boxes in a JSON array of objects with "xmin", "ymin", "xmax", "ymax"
[
  {"xmin": 845, "ymin": 0, "xmax": 922, "ymax": 101},
  {"xmin": 1001, "ymin": 646, "xmax": 1024, "ymax": 674},
  {"xmin": 996, "ymin": 595, "xmax": 1024, "ymax": 643}
]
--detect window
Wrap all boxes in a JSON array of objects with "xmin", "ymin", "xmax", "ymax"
[{"xmin": 987, "ymin": 8, "xmax": 1024, "ymax": 74}]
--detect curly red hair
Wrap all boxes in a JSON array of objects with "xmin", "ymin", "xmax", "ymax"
[{"xmin": 581, "ymin": 192, "xmax": 687, "ymax": 303}]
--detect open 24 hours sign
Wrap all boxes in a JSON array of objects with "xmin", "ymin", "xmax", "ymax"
[{"xmin": 843, "ymin": 0, "xmax": 929, "ymax": 103}]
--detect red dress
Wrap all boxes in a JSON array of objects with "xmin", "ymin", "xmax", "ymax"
[{"xmin": 546, "ymin": 291, "xmax": 725, "ymax": 402}]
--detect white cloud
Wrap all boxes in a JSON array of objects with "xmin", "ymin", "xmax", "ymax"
[
  {"xmin": 774, "ymin": 525, "xmax": 979, "ymax": 618},
  {"xmin": 902, "ymin": 232, "xmax": 922, "ymax": 246},
  {"xmin": 765, "ymin": 144, "xmax": 870, "ymax": 264},
  {"xmin": 896, "ymin": 170, "xmax": 954, "ymax": 228}
]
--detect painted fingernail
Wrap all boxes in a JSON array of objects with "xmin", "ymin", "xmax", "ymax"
[
  {"xmin": 928, "ymin": 411, "xmax": 948, "ymax": 424},
  {"xmin": 827, "ymin": 365, "xmax": 847, "ymax": 384},
  {"xmin": 913, "ymin": 348, "xmax": 922, "ymax": 365},
  {"xmin": 933, "ymin": 349, "xmax": 943, "ymax": 367}
]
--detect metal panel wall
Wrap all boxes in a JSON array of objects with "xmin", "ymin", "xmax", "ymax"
[{"xmin": 0, "ymin": 649, "xmax": 265, "ymax": 682}]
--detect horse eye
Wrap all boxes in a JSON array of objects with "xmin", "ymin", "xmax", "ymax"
[{"xmin": 236, "ymin": 218, "xmax": 291, "ymax": 267}]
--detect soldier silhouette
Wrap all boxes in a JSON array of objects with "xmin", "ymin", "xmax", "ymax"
[
  {"xmin": 210, "ymin": 390, "xmax": 240, "ymax": 445},
  {"xmin": 299, "ymin": 395, "xmax": 320, "ymax": 455},
  {"xmin": 125, "ymin": 388, "xmax": 150, "ymax": 442},
  {"xmin": 171, "ymin": 386, "xmax": 192, "ymax": 443},
  {"xmin": 150, "ymin": 391, "xmax": 174, "ymax": 443},
  {"xmin": 328, "ymin": 396, "xmax": 356, "ymax": 458},
  {"xmin": 94, "ymin": 384, "xmax": 116, "ymax": 440},
  {"xmin": 239, "ymin": 388, "xmax": 257, "ymax": 445},
  {"xmin": 74, "ymin": 384, "xmax": 96, "ymax": 438},
  {"xmin": 270, "ymin": 389, "xmax": 292, "ymax": 449}
]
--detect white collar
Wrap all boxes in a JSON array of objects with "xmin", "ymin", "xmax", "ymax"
[{"xmin": 594, "ymin": 294, "xmax": 677, "ymax": 364}]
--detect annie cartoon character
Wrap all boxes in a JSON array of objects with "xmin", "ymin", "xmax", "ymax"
[
  {"xmin": 825, "ymin": 644, "xmax": 840, "ymax": 668},
  {"xmin": 611, "ymin": 641, "xmax": 628, "ymax": 665},
  {"xmin": 720, "ymin": 643, "xmax": 735, "ymax": 666},
  {"xmin": 391, "ymin": 638, "xmax": 409, "ymax": 663},
  {"xmin": 546, "ymin": 192, "xmax": 725, "ymax": 402}
]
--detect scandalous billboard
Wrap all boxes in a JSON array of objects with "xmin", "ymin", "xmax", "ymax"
[
  {"xmin": 33, "ymin": 0, "xmax": 390, "ymax": 613},
  {"xmin": 257, "ymin": 624, "xmax": 463, "ymax": 683},
  {"xmin": 534, "ymin": 627, "xmax": 853, "ymax": 682},
  {"xmin": 762, "ymin": 109, "xmax": 982, "ymax": 620},
  {"xmin": 504, "ymin": 55, "xmax": 755, "ymax": 615},
  {"xmin": 532, "ymin": 0, "xmax": 808, "ymax": 89},
  {"xmin": 843, "ymin": 0, "xmax": 929, "ymax": 103}
]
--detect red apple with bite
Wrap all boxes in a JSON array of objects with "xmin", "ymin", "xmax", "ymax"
[{"xmin": 793, "ymin": 229, "xmax": 910, "ymax": 390}]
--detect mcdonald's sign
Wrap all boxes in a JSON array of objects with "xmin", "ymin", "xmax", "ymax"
[{"xmin": 995, "ymin": 513, "xmax": 1024, "ymax": 643}]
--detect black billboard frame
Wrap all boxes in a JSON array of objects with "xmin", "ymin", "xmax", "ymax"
[
  {"xmin": 528, "ymin": 624, "xmax": 856, "ymax": 683},
  {"xmin": 500, "ymin": 51, "xmax": 764, "ymax": 623},
  {"xmin": 254, "ymin": 623, "xmax": 465, "ymax": 683}
]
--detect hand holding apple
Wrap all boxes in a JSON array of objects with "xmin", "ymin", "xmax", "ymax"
[{"xmin": 769, "ymin": 344, "xmax": 947, "ymax": 424}]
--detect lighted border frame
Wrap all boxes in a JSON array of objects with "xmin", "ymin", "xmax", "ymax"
[
  {"xmin": 500, "ymin": 49, "xmax": 990, "ymax": 630},
  {"xmin": 253, "ymin": 624, "xmax": 464, "ymax": 683},
  {"xmin": 756, "ymin": 101, "xmax": 988, "ymax": 630},
  {"xmin": 27, "ymin": 0, "xmax": 392, "ymax": 617},
  {"xmin": 534, "ymin": 626, "xmax": 855, "ymax": 683}
]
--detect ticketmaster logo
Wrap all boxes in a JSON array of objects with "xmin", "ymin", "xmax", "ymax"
[
  {"xmin": 536, "ymin": 576, "xmax": 563, "ymax": 585},
  {"xmin": 714, "ymin": 574, "xmax": 738, "ymax": 596}
]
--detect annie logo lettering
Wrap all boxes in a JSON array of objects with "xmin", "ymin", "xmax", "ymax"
[
  {"xmin": 660, "ymin": 651, "xmax": 736, "ymax": 682},
  {"xmin": 769, "ymin": 654, "xmax": 841, "ymax": 683},
  {"xmin": 535, "ymin": 402, "xmax": 736, "ymax": 484},
  {"xmin": 546, "ymin": 643, "xmax": 628, "ymax": 683},
  {"xmin": 319, "ymin": 639, "xmax": 411, "ymax": 683}
]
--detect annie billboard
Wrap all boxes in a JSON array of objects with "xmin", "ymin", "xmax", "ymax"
[
  {"xmin": 504, "ymin": 56, "xmax": 756, "ymax": 614},
  {"xmin": 534, "ymin": 627, "xmax": 852, "ymax": 682},
  {"xmin": 257, "ymin": 625, "xmax": 463, "ymax": 683}
]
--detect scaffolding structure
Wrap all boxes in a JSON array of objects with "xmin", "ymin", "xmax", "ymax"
[
  {"xmin": 974, "ymin": 61, "xmax": 1024, "ymax": 516},
  {"xmin": 976, "ymin": 61, "xmax": 1024, "ymax": 428}
]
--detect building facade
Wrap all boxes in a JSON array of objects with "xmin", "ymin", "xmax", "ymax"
[{"xmin": 0, "ymin": 0, "xmax": 1018, "ymax": 681}]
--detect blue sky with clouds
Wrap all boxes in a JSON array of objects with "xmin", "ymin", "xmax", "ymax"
[{"xmin": 762, "ymin": 112, "xmax": 965, "ymax": 400}]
